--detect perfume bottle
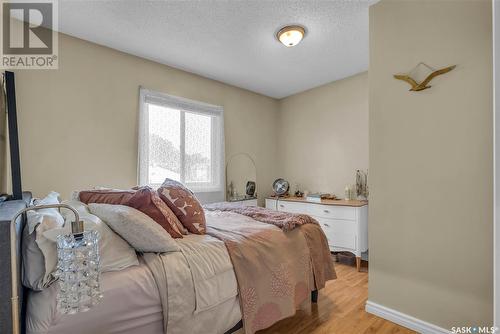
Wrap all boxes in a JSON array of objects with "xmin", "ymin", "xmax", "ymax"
[
  {"xmin": 345, "ymin": 185, "xmax": 352, "ymax": 200},
  {"xmin": 55, "ymin": 220, "xmax": 102, "ymax": 315}
]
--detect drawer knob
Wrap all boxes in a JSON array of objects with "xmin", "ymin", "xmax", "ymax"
[
  {"xmin": 323, "ymin": 223, "xmax": 330, "ymax": 227},
  {"xmin": 323, "ymin": 209, "xmax": 330, "ymax": 213},
  {"xmin": 279, "ymin": 204, "xmax": 284, "ymax": 208}
]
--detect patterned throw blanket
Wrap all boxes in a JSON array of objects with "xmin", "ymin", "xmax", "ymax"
[
  {"xmin": 204, "ymin": 204, "xmax": 336, "ymax": 334},
  {"xmin": 204, "ymin": 203, "xmax": 318, "ymax": 232}
]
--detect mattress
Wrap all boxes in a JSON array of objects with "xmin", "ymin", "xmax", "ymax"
[
  {"xmin": 27, "ymin": 259, "xmax": 164, "ymax": 334},
  {"xmin": 26, "ymin": 234, "xmax": 242, "ymax": 334}
]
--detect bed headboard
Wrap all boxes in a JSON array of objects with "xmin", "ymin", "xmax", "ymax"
[{"xmin": 0, "ymin": 193, "xmax": 31, "ymax": 334}]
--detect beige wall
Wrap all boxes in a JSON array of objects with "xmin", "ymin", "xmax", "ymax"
[
  {"xmin": 369, "ymin": 0, "xmax": 493, "ymax": 328},
  {"xmin": 14, "ymin": 33, "xmax": 279, "ymax": 203},
  {"xmin": 226, "ymin": 153, "xmax": 257, "ymax": 199},
  {"xmin": 278, "ymin": 72, "xmax": 368, "ymax": 197}
]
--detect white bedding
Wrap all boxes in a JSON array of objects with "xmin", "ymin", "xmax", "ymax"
[
  {"xmin": 144, "ymin": 234, "xmax": 241, "ymax": 334},
  {"xmin": 26, "ymin": 234, "xmax": 242, "ymax": 334},
  {"xmin": 177, "ymin": 234, "xmax": 238, "ymax": 314}
]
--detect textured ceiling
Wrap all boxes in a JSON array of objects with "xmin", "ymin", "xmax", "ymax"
[{"xmin": 56, "ymin": 0, "xmax": 376, "ymax": 99}]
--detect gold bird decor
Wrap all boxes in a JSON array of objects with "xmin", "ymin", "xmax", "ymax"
[{"xmin": 393, "ymin": 63, "xmax": 456, "ymax": 91}]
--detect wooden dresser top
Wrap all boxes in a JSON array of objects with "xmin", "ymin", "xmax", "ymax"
[{"xmin": 266, "ymin": 196, "xmax": 368, "ymax": 207}]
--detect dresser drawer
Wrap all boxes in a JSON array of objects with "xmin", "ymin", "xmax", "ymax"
[
  {"xmin": 308, "ymin": 204, "xmax": 356, "ymax": 221},
  {"xmin": 275, "ymin": 200, "xmax": 308, "ymax": 214},
  {"xmin": 316, "ymin": 217, "xmax": 357, "ymax": 251},
  {"xmin": 265, "ymin": 199, "xmax": 276, "ymax": 210},
  {"xmin": 318, "ymin": 221, "xmax": 335, "ymax": 246}
]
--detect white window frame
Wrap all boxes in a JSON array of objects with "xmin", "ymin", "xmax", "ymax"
[{"xmin": 138, "ymin": 87, "xmax": 225, "ymax": 197}]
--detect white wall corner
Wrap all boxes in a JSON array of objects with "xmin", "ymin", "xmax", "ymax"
[{"xmin": 365, "ymin": 301, "xmax": 452, "ymax": 334}]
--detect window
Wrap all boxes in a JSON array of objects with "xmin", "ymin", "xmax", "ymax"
[{"xmin": 138, "ymin": 88, "xmax": 224, "ymax": 196}]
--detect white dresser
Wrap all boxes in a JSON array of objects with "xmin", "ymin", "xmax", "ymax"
[
  {"xmin": 225, "ymin": 198, "xmax": 258, "ymax": 207},
  {"xmin": 265, "ymin": 197, "xmax": 368, "ymax": 271}
]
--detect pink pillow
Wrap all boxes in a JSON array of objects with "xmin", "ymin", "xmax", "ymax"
[
  {"xmin": 126, "ymin": 187, "xmax": 186, "ymax": 238},
  {"xmin": 79, "ymin": 189, "xmax": 136, "ymax": 204},
  {"xmin": 79, "ymin": 187, "xmax": 185, "ymax": 238},
  {"xmin": 158, "ymin": 179, "xmax": 206, "ymax": 234}
]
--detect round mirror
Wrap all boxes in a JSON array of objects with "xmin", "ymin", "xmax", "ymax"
[{"xmin": 226, "ymin": 153, "xmax": 257, "ymax": 202}]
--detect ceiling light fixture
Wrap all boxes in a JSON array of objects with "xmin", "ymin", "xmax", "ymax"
[{"xmin": 277, "ymin": 25, "xmax": 306, "ymax": 47}]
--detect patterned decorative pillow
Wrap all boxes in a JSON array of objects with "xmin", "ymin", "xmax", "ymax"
[
  {"xmin": 157, "ymin": 179, "xmax": 206, "ymax": 234},
  {"xmin": 79, "ymin": 187, "xmax": 186, "ymax": 238}
]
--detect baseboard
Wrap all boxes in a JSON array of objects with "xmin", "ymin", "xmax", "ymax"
[{"xmin": 365, "ymin": 300, "xmax": 451, "ymax": 334}]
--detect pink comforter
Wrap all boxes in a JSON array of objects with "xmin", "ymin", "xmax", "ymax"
[{"xmin": 204, "ymin": 205, "xmax": 336, "ymax": 334}]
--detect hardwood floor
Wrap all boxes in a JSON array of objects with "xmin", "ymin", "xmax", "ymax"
[{"xmin": 256, "ymin": 261, "xmax": 416, "ymax": 334}]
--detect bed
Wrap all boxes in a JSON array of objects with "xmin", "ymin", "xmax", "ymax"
[{"xmin": 2, "ymin": 193, "xmax": 335, "ymax": 334}]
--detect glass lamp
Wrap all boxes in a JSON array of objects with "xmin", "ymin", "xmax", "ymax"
[
  {"xmin": 10, "ymin": 204, "xmax": 102, "ymax": 334},
  {"xmin": 55, "ymin": 219, "xmax": 102, "ymax": 314}
]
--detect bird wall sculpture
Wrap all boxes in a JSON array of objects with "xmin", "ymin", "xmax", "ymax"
[{"xmin": 394, "ymin": 63, "xmax": 456, "ymax": 92}]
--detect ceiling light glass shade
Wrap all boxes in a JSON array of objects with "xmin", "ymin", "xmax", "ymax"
[{"xmin": 277, "ymin": 25, "xmax": 305, "ymax": 47}]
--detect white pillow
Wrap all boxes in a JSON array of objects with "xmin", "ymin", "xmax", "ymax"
[
  {"xmin": 22, "ymin": 192, "xmax": 65, "ymax": 290},
  {"xmin": 43, "ymin": 200, "xmax": 139, "ymax": 273},
  {"xmin": 28, "ymin": 191, "xmax": 64, "ymax": 233},
  {"xmin": 88, "ymin": 203, "xmax": 180, "ymax": 253}
]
